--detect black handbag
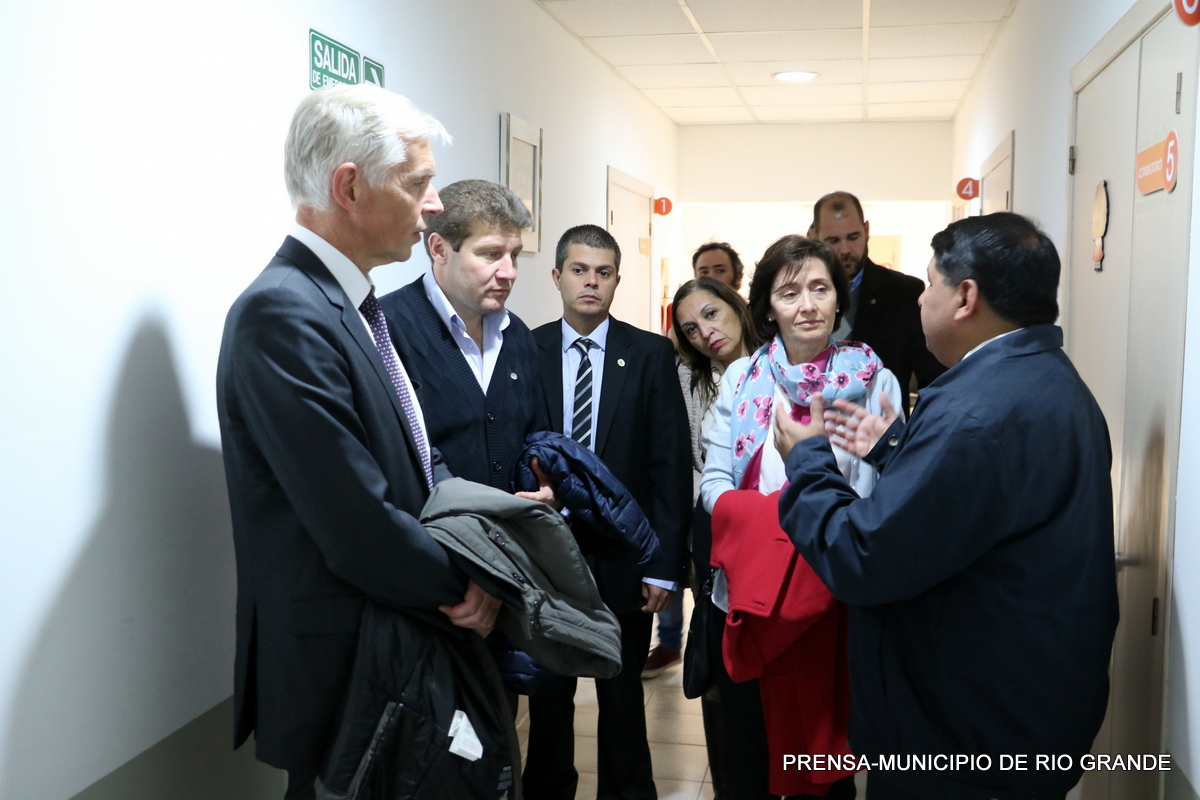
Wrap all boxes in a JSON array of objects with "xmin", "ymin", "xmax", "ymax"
[{"xmin": 682, "ymin": 576, "xmax": 716, "ymax": 699}]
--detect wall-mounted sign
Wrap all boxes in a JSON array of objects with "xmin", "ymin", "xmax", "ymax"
[
  {"xmin": 956, "ymin": 178, "xmax": 980, "ymax": 200},
  {"xmin": 1135, "ymin": 130, "xmax": 1179, "ymax": 194},
  {"xmin": 310, "ymin": 30, "xmax": 385, "ymax": 90},
  {"xmin": 1092, "ymin": 180, "xmax": 1109, "ymax": 271},
  {"xmin": 653, "ymin": 197, "xmax": 673, "ymax": 215},
  {"xmin": 1176, "ymin": 0, "xmax": 1200, "ymax": 26}
]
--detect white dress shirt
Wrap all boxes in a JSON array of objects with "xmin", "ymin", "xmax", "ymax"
[
  {"xmin": 289, "ymin": 224, "xmax": 429, "ymax": 446},
  {"xmin": 961, "ymin": 328, "xmax": 1023, "ymax": 362},
  {"xmin": 422, "ymin": 271, "xmax": 511, "ymax": 392}
]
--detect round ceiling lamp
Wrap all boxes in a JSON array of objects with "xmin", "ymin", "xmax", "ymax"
[{"xmin": 772, "ymin": 70, "xmax": 819, "ymax": 83}]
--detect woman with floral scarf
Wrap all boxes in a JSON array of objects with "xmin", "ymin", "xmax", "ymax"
[{"xmin": 698, "ymin": 235, "xmax": 903, "ymax": 800}]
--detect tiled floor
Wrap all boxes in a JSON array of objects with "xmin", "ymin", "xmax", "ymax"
[
  {"xmin": 515, "ymin": 593, "xmax": 866, "ymax": 800},
  {"xmin": 516, "ymin": 593, "xmax": 714, "ymax": 799}
]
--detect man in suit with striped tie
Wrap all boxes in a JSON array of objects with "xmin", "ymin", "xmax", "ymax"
[{"xmin": 527, "ymin": 225, "xmax": 692, "ymax": 800}]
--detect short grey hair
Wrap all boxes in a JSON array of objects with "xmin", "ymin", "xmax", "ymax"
[
  {"xmin": 284, "ymin": 84, "xmax": 451, "ymax": 211},
  {"xmin": 426, "ymin": 180, "xmax": 532, "ymax": 251}
]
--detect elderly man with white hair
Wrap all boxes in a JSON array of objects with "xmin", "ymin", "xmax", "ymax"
[{"xmin": 216, "ymin": 84, "xmax": 503, "ymax": 800}]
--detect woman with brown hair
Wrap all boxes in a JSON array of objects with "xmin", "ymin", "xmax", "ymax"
[{"xmin": 700, "ymin": 235, "xmax": 903, "ymax": 799}]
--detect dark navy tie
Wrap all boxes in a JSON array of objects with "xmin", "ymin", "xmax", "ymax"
[
  {"xmin": 359, "ymin": 289, "xmax": 434, "ymax": 488},
  {"xmin": 571, "ymin": 338, "xmax": 595, "ymax": 450}
]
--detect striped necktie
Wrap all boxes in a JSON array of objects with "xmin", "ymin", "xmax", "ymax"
[
  {"xmin": 359, "ymin": 289, "xmax": 434, "ymax": 489},
  {"xmin": 571, "ymin": 338, "xmax": 595, "ymax": 450}
]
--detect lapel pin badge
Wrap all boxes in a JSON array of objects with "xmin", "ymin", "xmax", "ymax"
[
  {"xmin": 617, "ymin": 358, "xmax": 626, "ymax": 367},
  {"xmin": 510, "ymin": 372, "xmax": 518, "ymax": 380}
]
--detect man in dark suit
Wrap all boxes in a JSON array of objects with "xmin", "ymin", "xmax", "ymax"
[
  {"xmin": 380, "ymin": 179, "xmax": 546, "ymax": 490},
  {"xmin": 813, "ymin": 191, "xmax": 945, "ymax": 414},
  {"xmin": 216, "ymin": 85, "xmax": 501, "ymax": 800},
  {"xmin": 774, "ymin": 213, "xmax": 1118, "ymax": 800},
  {"xmin": 526, "ymin": 225, "xmax": 691, "ymax": 800}
]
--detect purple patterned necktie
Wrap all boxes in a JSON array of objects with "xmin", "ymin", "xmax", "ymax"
[{"xmin": 359, "ymin": 288, "xmax": 434, "ymax": 489}]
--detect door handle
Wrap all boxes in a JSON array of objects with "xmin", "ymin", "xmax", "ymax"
[{"xmin": 1115, "ymin": 552, "xmax": 1139, "ymax": 572}]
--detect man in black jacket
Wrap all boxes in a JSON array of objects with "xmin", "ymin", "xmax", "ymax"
[
  {"xmin": 380, "ymin": 179, "xmax": 547, "ymax": 489},
  {"xmin": 813, "ymin": 191, "xmax": 945, "ymax": 414},
  {"xmin": 527, "ymin": 225, "xmax": 692, "ymax": 800},
  {"xmin": 774, "ymin": 213, "xmax": 1118, "ymax": 800},
  {"xmin": 216, "ymin": 86, "xmax": 500, "ymax": 800}
]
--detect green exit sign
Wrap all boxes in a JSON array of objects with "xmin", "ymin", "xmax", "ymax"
[{"xmin": 309, "ymin": 29, "xmax": 385, "ymax": 90}]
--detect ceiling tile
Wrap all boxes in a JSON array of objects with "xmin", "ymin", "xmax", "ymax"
[
  {"xmin": 870, "ymin": 22, "xmax": 999, "ymax": 58},
  {"xmin": 741, "ymin": 84, "xmax": 863, "ymax": 106},
  {"xmin": 724, "ymin": 59, "xmax": 863, "ymax": 85},
  {"xmin": 665, "ymin": 106, "xmax": 757, "ymax": 123},
  {"xmin": 708, "ymin": 29, "xmax": 862, "ymax": 62},
  {"xmin": 616, "ymin": 63, "xmax": 731, "ymax": 88},
  {"xmin": 584, "ymin": 34, "xmax": 715, "ymax": 66},
  {"xmin": 867, "ymin": 101, "xmax": 959, "ymax": 120},
  {"xmin": 752, "ymin": 104, "xmax": 864, "ymax": 122},
  {"xmin": 867, "ymin": 80, "xmax": 968, "ymax": 103},
  {"xmin": 871, "ymin": 0, "xmax": 1013, "ymax": 27},
  {"xmin": 868, "ymin": 55, "xmax": 981, "ymax": 83},
  {"xmin": 642, "ymin": 87, "xmax": 744, "ymax": 106},
  {"xmin": 685, "ymin": 0, "xmax": 861, "ymax": 33},
  {"xmin": 539, "ymin": 0, "xmax": 693, "ymax": 37}
]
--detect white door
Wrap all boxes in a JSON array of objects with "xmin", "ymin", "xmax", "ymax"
[
  {"xmin": 607, "ymin": 167, "xmax": 654, "ymax": 332},
  {"xmin": 1068, "ymin": 12, "xmax": 1198, "ymax": 800},
  {"xmin": 981, "ymin": 131, "xmax": 1014, "ymax": 214}
]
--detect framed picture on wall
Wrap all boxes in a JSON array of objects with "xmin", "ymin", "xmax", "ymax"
[{"xmin": 500, "ymin": 112, "xmax": 543, "ymax": 254}]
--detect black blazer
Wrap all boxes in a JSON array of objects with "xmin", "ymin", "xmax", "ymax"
[
  {"xmin": 216, "ymin": 237, "xmax": 465, "ymax": 772},
  {"xmin": 380, "ymin": 276, "xmax": 547, "ymax": 489},
  {"xmin": 533, "ymin": 318, "xmax": 692, "ymax": 614},
  {"xmin": 850, "ymin": 259, "xmax": 946, "ymax": 414}
]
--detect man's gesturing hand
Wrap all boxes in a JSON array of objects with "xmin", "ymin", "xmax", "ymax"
[
  {"xmin": 825, "ymin": 394, "xmax": 899, "ymax": 457},
  {"xmin": 773, "ymin": 394, "xmax": 829, "ymax": 462}
]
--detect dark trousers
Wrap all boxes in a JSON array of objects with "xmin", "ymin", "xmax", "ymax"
[{"xmin": 524, "ymin": 609, "xmax": 656, "ymax": 800}]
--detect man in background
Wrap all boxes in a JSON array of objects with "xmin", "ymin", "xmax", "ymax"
[
  {"xmin": 813, "ymin": 191, "xmax": 945, "ymax": 414},
  {"xmin": 527, "ymin": 224, "xmax": 691, "ymax": 800}
]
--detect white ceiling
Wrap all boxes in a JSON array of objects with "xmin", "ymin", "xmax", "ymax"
[{"xmin": 538, "ymin": 0, "xmax": 1017, "ymax": 124}]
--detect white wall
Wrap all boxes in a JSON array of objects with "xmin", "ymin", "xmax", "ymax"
[
  {"xmin": 677, "ymin": 121, "xmax": 954, "ymax": 204},
  {"xmin": 0, "ymin": 1, "xmax": 677, "ymax": 798},
  {"xmin": 950, "ymin": 0, "xmax": 1146, "ymax": 241}
]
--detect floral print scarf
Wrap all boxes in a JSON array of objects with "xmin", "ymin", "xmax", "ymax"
[{"xmin": 730, "ymin": 335, "xmax": 883, "ymax": 488}]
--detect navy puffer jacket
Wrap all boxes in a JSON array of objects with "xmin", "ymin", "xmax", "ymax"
[{"xmin": 512, "ymin": 432, "xmax": 658, "ymax": 566}]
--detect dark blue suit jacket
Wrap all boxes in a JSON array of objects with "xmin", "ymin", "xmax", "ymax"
[
  {"xmin": 380, "ymin": 276, "xmax": 547, "ymax": 490},
  {"xmin": 779, "ymin": 325, "xmax": 1118, "ymax": 798},
  {"xmin": 216, "ymin": 238, "xmax": 464, "ymax": 772}
]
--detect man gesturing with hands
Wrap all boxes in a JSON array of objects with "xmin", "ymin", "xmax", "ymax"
[{"xmin": 771, "ymin": 213, "xmax": 1118, "ymax": 800}]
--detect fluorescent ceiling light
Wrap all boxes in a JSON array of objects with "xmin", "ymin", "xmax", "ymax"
[{"xmin": 772, "ymin": 71, "xmax": 819, "ymax": 83}]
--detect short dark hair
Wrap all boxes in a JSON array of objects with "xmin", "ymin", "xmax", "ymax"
[
  {"xmin": 555, "ymin": 225, "xmax": 621, "ymax": 273},
  {"xmin": 691, "ymin": 242, "xmax": 745, "ymax": 291},
  {"xmin": 747, "ymin": 235, "xmax": 851, "ymax": 343},
  {"xmin": 812, "ymin": 191, "xmax": 865, "ymax": 233},
  {"xmin": 672, "ymin": 277, "xmax": 762, "ymax": 406},
  {"xmin": 930, "ymin": 212, "xmax": 1060, "ymax": 327},
  {"xmin": 424, "ymin": 179, "xmax": 532, "ymax": 251}
]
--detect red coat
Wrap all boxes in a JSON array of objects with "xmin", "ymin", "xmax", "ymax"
[{"xmin": 711, "ymin": 489, "xmax": 854, "ymax": 796}]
